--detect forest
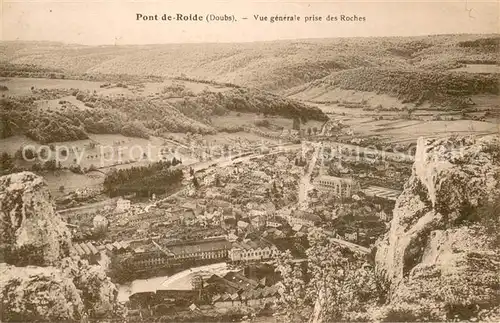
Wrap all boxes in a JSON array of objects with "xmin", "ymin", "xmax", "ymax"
[
  {"xmin": 171, "ymin": 87, "xmax": 328, "ymax": 123},
  {"xmin": 0, "ymin": 81, "xmax": 328, "ymax": 143}
]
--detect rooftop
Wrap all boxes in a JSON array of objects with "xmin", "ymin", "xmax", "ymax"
[
  {"xmin": 232, "ymin": 238, "xmax": 276, "ymax": 250},
  {"xmin": 164, "ymin": 239, "xmax": 232, "ymax": 255},
  {"xmin": 314, "ymin": 175, "xmax": 356, "ymax": 184}
]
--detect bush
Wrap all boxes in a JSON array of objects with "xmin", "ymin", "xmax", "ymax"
[
  {"xmin": 255, "ymin": 119, "xmax": 271, "ymax": 128},
  {"xmin": 69, "ymin": 164, "xmax": 83, "ymax": 174}
]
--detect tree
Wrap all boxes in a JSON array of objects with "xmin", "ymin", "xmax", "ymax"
[
  {"xmin": 274, "ymin": 250, "xmax": 310, "ymax": 321},
  {"xmin": 69, "ymin": 164, "xmax": 83, "ymax": 174},
  {"xmin": 43, "ymin": 159, "xmax": 57, "ymax": 171},
  {"xmin": 192, "ymin": 176, "xmax": 200, "ymax": 189},
  {"xmin": 0, "ymin": 152, "xmax": 14, "ymax": 172},
  {"xmin": 276, "ymin": 228, "xmax": 379, "ymax": 322},
  {"xmin": 32, "ymin": 162, "xmax": 42, "ymax": 172},
  {"xmin": 108, "ymin": 255, "xmax": 136, "ymax": 284}
]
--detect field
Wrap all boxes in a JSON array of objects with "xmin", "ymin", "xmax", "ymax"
[
  {"xmin": 451, "ymin": 64, "xmax": 500, "ymax": 74},
  {"xmin": 43, "ymin": 170, "xmax": 104, "ymax": 198},
  {"xmin": 294, "ymin": 83, "xmax": 498, "ymax": 143},
  {"xmin": 0, "ymin": 77, "xmax": 102, "ymax": 96},
  {"xmin": 0, "ymin": 133, "xmax": 197, "ymax": 195},
  {"xmin": 338, "ymin": 117, "xmax": 498, "ymax": 143},
  {"xmin": 0, "ymin": 77, "xmax": 232, "ymax": 99}
]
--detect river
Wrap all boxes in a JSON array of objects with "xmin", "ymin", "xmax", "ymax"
[{"xmin": 117, "ymin": 262, "xmax": 232, "ymax": 302}]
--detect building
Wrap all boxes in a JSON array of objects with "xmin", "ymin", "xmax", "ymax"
[
  {"xmin": 377, "ymin": 210, "xmax": 390, "ymax": 221},
  {"xmin": 166, "ymin": 238, "xmax": 232, "ymax": 261},
  {"xmin": 130, "ymin": 237, "xmax": 232, "ymax": 270},
  {"xmin": 93, "ymin": 214, "xmax": 109, "ymax": 231},
  {"xmin": 229, "ymin": 239, "xmax": 279, "ymax": 262},
  {"xmin": 362, "ymin": 186, "xmax": 401, "ymax": 201},
  {"xmin": 313, "ymin": 175, "xmax": 360, "ymax": 198},
  {"xmin": 286, "ymin": 210, "xmax": 322, "ymax": 227},
  {"xmin": 211, "ymin": 283, "xmax": 282, "ymax": 308},
  {"xmin": 207, "ymin": 268, "xmax": 283, "ymax": 308},
  {"xmin": 266, "ymin": 218, "xmax": 282, "ymax": 228},
  {"xmin": 57, "ymin": 198, "xmax": 117, "ymax": 224}
]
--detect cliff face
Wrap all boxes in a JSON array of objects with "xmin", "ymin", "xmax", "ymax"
[
  {"xmin": 0, "ymin": 263, "xmax": 84, "ymax": 321},
  {"xmin": 0, "ymin": 172, "xmax": 121, "ymax": 322},
  {"xmin": 375, "ymin": 135, "xmax": 500, "ymax": 321},
  {"xmin": 0, "ymin": 172, "xmax": 72, "ymax": 266}
]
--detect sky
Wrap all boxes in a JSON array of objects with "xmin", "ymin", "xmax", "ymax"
[{"xmin": 2, "ymin": 0, "xmax": 499, "ymax": 45}]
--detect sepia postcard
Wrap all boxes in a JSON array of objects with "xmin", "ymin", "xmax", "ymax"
[{"xmin": 0, "ymin": 0, "xmax": 499, "ymax": 322}]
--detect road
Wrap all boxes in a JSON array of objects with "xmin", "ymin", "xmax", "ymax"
[
  {"xmin": 298, "ymin": 142, "xmax": 321, "ymax": 208},
  {"xmin": 324, "ymin": 231, "xmax": 370, "ymax": 254}
]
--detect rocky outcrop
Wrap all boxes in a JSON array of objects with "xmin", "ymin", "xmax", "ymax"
[
  {"xmin": 375, "ymin": 135, "xmax": 500, "ymax": 321},
  {"xmin": 0, "ymin": 172, "xmax": 121, "ymax": 322},
  {"xmin": 0, "ymin": 172, "xmax": 72, "ymax": 266},
  {"xmin": 60, "ymin": 258, "xmax": 119, "ymax": 318},
  {"xmin": 0, "ymin": 263, "xmax": 84, "ymax": 321}
]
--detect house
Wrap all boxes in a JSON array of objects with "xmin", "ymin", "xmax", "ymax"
[
  {"xmin": 345, "ymin": 232, "xmax": 358, "ymax": 241},
  {"xmin": 92, "ymin": 214, "xmax": 109, "ymax": 231},
  {"xmin": 266, "ymin": 218, "xmax": 282, "ymax": 228},
  {"xmin": 250, "ymin": 215, "xmax": 264, "ymax": 229},
  {"xmin": 237, "ymin": 220, "xmax": 250, "ymax": 230},
  {"xmin": 377, "ymin": 211, "xmax": 389, "ymax": 221},
  {"xmin": 115, "ymin": 198, "xmax": 131, "ymax": 213},
  {"xmin": 211, "ymin": 283, "xmax": 282, "ymax": 308}
]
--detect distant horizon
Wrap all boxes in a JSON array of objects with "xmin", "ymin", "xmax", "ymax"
[{"xmin": 1, "ymin": 32, "xmax": 498, "ymax": 48}]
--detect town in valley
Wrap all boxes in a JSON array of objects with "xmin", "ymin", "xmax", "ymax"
[{"xmin": 0, "ymin": 34, "xmax": 499, "ymax": 322}]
